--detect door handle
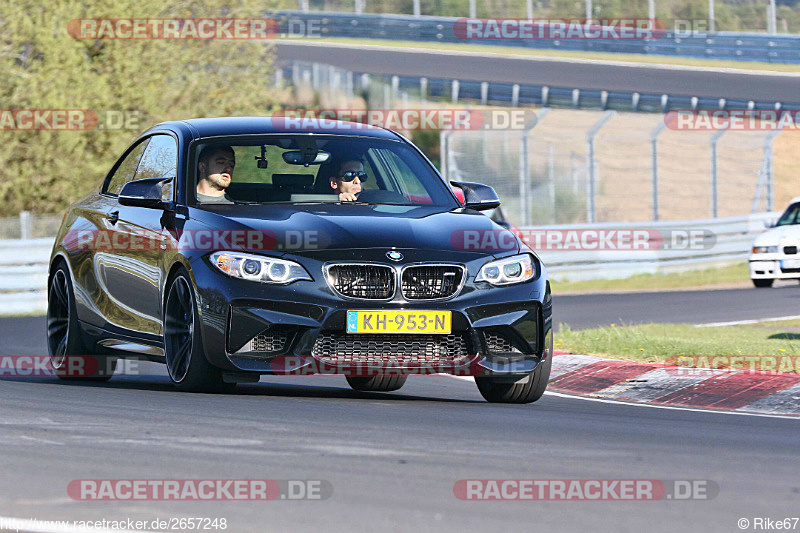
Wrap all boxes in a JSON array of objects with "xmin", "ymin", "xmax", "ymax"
[{"xmin": 108, "ymin": 211, "xmax": 119, "ymax": 224}]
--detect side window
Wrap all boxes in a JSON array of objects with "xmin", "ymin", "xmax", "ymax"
[
  {"xmin": 103, "ymin": 139, "xmax": 149, "ymax": 196},
  {"xmin": 136, "ymin": 135, "xmax": 178, "ymax": 201},
  {"xmin": 373, "ymin": 149, "xmax": 428, "ymax": 197}
]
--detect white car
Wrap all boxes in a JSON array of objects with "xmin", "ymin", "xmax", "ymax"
[{"xmin": 749, "ymin": 197, "xmax": 800, "ymax": 287}]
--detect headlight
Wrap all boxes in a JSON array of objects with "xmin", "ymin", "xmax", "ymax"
[
  {"xmin": 476, "ymin": 253, "xmax": 536, "ymax": 286},
  {"xmin": 752, "ymin": 246, "xmax": 778, "ymax": 254},
  {"xmin": 210, "ymin": 252, "xmax": 311, "ymax": 284}
]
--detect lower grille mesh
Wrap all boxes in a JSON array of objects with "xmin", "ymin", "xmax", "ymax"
[{"xmin": 312, "ymin": 332, "xmax": 470, "ymax": 364}]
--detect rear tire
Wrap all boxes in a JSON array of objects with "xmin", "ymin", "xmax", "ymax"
[
  {"xmin": 345, "ymin": 375, "xmax": 407, "ymax": 392},
  {"xmin": 163, "ymin": 270, "xmax": 235, "ymax": 393},
  {"xmin": 47, "ymin": 263, "xmax": 115, "ymax": 381},
  {"xmin": 475, "ymin": 355, "xmax": 552, "ymax": 404},
  {"xmin": 752, "ymin": 278, "xmax": 774, "ymax": 288}
]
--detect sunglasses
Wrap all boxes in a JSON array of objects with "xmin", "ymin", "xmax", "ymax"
[{"xmin": 338, "ymin": 170, "xmax": 368, "ymax": 182}]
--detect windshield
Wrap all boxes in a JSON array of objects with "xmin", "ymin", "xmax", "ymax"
[
  {"xmin": 190, "ymin": 134, "xmax": 456, "ymax": 207},
  {"xmin": 776, "ymin": 203, "xmax": 800, "ymax": 226}
]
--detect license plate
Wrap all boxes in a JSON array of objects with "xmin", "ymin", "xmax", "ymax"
[
  {"xmin": 782, "ymin": 259, "xmax": 800, "ymax": 269},
  {"xmin": 346, "ymin": 310, "xmax": 451, "ymax": 334}
]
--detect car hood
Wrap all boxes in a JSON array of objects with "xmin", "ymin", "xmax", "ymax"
[
  {"xmin": 190, "ymin": 203, "xmax": 520, "ymax": 257},
  {"xmin": 753, "ymin": 224, "xmax": 800, "ymax": 246}
]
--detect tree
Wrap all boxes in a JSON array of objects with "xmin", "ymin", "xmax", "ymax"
[{"xmin": 0, "ymin": 0, "xmax": 288, "ymax": 216}]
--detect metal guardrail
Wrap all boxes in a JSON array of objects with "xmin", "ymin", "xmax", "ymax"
[
  {"xmin": 0, "ymin": 238, "xmax": 53, "ymax": 315},
  {"xmin": 0, "ymin": 213, "xmax": 775, "ymax": 314},
  {"xmin": 538, "ymin": 212, "xmax": 776, "ymax": 280},
  {"xmin": 274, "ymin": 11, "xmax": 800, "ymax": 64}
]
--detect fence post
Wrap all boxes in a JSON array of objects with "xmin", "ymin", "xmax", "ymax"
[
  {"xmin": 518, "ymin": 109, "xmax": 548, "ymax": 227},
  {"xmin": 440, "ymin": 130, "xmax": 451, "ymax": 179},
  {"xmin": 19, "ymin": 211, "xmax": 32, "ymax": 240},
  {"xmin": 710, "ymin": 128, "xmax": 727, "ymax": 218},
  {"xmin": 469, "ymin": 0, "xmax": 476, "ymax": 18},
  {"xmin": 709, "ymin": 0, "xmax": 715, "ymax": 33},
  {"xmin": 650, "ymin": 121, "xmax": 667, "ymax": 221},
  {"xmin": 548, "ymin": 144, "xmax": 556, "ymax": 224},
  {"xmin": 585, "ymin": 111, "xmax": 616, "ymax": 223},
  {"xmin": 311, "ymin": 63, "xmax": 320, "ymax": 90},
  {"xmin": 451, "ymin": 80, "xmax": 460, "ymax": 104},
  {"xmin": 520, "ymin": 134, "xmax": 530, "ymax": 227},
  {"xmin": 346, "ymin": 71, "xmax": 354, "ymax": 102},
  {"xmin": 299, "ymin": 0, "xmax": 309, "ymax": 12},
  {"xmin": 764, "ymin": 128, "xmax": 780, "ymax": 212},
  {"xmin": 413, "ymin": 0, "xmax": 421, "ymax": 17}
]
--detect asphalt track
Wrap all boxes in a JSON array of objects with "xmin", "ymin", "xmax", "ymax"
[
  {"xmin": 273, "ymin": 41, "xmax": 800, "ymax": 103},
  {"xmin": 1, "ymin": 287, "xmax": 799, "ymax": 533}
]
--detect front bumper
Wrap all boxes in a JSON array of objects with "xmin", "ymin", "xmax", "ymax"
[
  {"xmin": 189, "ymin": 249, "xmax": 552, "ymax": 378},
  {"xmin": 749, "ymin": 255, "xmax": 800, "ymax": 279}
]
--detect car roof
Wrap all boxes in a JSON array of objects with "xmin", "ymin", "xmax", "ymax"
[{"xmin": 147, "ymin": 117, "xmax": 402, "ymax": 140}]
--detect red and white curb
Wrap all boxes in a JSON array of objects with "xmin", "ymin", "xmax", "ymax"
[{"xmin": 549, "ymin": 353, "xmax": 800, "ymax": 416}]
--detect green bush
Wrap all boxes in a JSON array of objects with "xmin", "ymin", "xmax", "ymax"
[{"xmin": 0, "ymin": 0, "xmax": 289, "ymax": 216}]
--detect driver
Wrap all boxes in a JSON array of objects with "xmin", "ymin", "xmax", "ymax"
[
  {"xmin": 329, "ymin": 160, "xmax": 366, "ymax": 202},
  {"xmin": 197, "ymin": 144, "xmax": 235, "ymax": 203}
]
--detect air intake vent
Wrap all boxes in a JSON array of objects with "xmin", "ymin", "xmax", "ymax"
[
  {"xmin": 325, "ymin": 264, "xmax": 395, "ymax": 300},
  {"xmin": 312, "ymin": 332, "xmax": 471, "ymax": 364}
]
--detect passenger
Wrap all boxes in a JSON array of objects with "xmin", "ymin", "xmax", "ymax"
[{"xmin": 197, "ymin": 145, "xmax": 235, "ymax": 203}]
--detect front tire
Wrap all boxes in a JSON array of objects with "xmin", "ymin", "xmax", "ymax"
[
  {"xmin": 163, "ymin": 270, "xmax": 235, "ymax": 393},
  {"xmin": 474, "ymin": 355, "xmax": 551, "ymax": 404},
  {"xmin": 345, "ymin": 375, "xmax": 407, "ymax": 392},
  {"xmin": 47, "ymin": 264, "xmax": 115, "ymax": 381},
  {"xmin": 752, "ymin": 278, "xmax": 774, "ymax": 288}
]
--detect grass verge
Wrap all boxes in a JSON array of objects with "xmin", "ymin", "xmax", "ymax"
[
  {"xmin": 552, "ymin": 263, "xmax": 753, "ymax": 294},
  {"xmin": 557, "ymin": 319, "xmax": 800, "ymax": 373},
  {"xmin": 319, "ymin": 37, "xmax": 800, "ymax": 73}
]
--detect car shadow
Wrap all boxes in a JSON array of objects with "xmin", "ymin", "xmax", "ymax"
[
  {"xmin": 767, "ymin": 333, "xmax": 800, "ymax": 340},
  {"xmin": 0, "ymin": 374, "xmax": 482, "ymax": 403}
]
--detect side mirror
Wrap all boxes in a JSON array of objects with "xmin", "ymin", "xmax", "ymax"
[
  {"xmin": 118, "ymin": 177, "xmax": 172, "ymax": 209},
  {"xmin": 450, "ymin": 181, "xmax": 501, "ymax": 211}
]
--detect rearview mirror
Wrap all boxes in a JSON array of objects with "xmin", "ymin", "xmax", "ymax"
[
  {"xmin": 282, "ymin": 150, "xmax": 331, "ymax": 165},
  {"xmin": 118, "ymin": 177, "xmax": 172, "ymax": 209},
  {"xmin": 450, "ymin": 181, "xmax": 501, "ymax": 211}
]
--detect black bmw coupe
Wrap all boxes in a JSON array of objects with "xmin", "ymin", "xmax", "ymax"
[{"xmin": 47, "ymin": 117, "xmax": 552, "ymax": 403}]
